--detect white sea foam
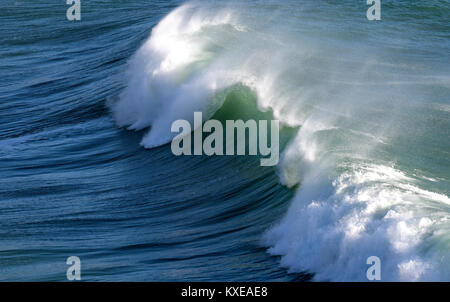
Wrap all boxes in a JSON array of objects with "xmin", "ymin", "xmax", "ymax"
[
  {"xmin": 113, "ymin": 2, "xmax": 450, "ymax": 281},
  {"xmin": 265, "ymin": 157, "xmax": 450, "ymax": 281}
]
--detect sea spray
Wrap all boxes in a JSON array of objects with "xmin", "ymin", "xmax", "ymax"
[{"xmin": 114, "ymin": 1, "xmax": 450, "ymax": 281}]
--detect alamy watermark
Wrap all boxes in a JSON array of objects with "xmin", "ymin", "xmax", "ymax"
[
  {"xmin": 65, "ymin": 2, "xmax": 380, "ymax": 22},
  {"xmin": 367, "ymin": 0, "xmax": 381, "ymax": 21},
  {"xmin": 66, "ymin": 0, "xmax": 81, "ymax": 21},
  {"xmin": 171, "ymin": 112, "xmax": 280, "ymax": 167},
  {"xmin": 366, "ymin": 256, "xmax": 381, "ymax": 280},
  {"xmin": 63, "ymin": 254, "xmax": 379, "ymax": 280},
  {"xmin": 66, "ymin": 256, "xmax": 81, "ymax": 280}
]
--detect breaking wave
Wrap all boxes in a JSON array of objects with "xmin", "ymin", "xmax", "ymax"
[{"xmin": 113, "ymin": 1, "xmax": 450, "ymax": 281}]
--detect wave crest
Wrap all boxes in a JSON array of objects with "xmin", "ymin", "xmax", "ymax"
[{"xmin": 113, "ymin": 2, "xmax": 450, "ymax": 281}]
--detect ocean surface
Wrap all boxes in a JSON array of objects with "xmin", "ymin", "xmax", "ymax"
[{"xmin": 0, "ymin": 0, "xmax": 449, "ymax": 281}]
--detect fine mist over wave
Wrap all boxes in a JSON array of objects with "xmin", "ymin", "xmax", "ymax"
[{"xmin": 113, "ymin": 1, "xmax": 450, "ymax": 281}]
